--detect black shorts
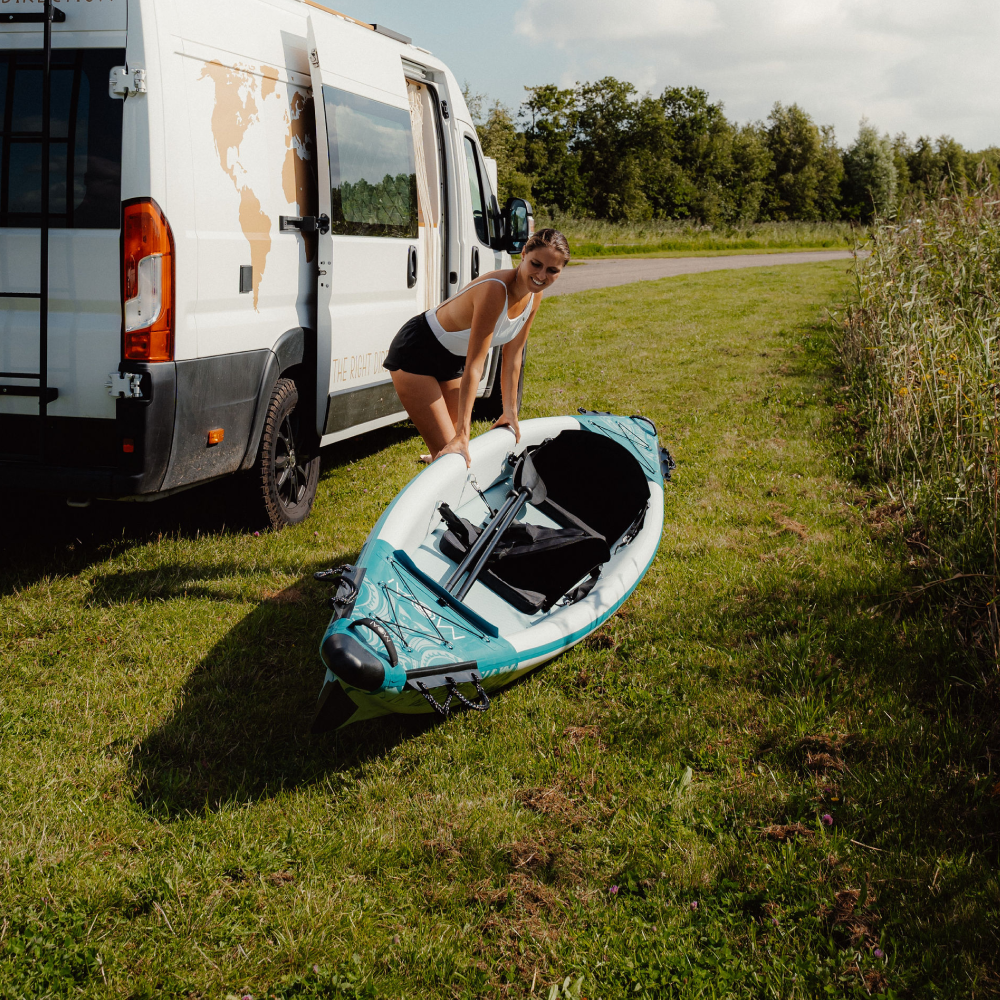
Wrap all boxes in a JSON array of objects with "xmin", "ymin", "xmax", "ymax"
[{"xmin": 383, "ymin": 312, "xmax": 466, "ymax": 382}]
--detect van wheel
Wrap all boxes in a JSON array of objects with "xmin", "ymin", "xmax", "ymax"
[
  {"xmin": 473, "ymin": 345, "xmax": 527, "ymax": 422},
  {"xmin": 256, "ymin": 377, "xmax": 320, "ymax": 529}
]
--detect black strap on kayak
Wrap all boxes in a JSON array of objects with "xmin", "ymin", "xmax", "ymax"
[
  {"xmin": 415, "ymin": 672, "xmax": 490, "ymax": 718},
  {"xmin": 315, "ymin": 564, "xmax": 364, "ymax": 618},
  {"xmin": 659, "ymin": 447, "xmax": 676, "ymax": 481},
  {"xmin": 447, "ymin": 673, "xmax": 490, "ymax": 712},
  {"xmin": 415, "ymin": 681, "xmax": 455, "ymax": 718},
  {"xmin": 561, "ymin": 567, "xmax": 602, "ymax": 605}
]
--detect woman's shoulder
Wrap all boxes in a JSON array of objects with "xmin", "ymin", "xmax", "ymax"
[
  {"xmin": 466, "ymin": 271, "xmax": 513, "ymax": 300},
  {"xmin": 468, "ymin": 268, "xmax": 515, "ymax": 287}
]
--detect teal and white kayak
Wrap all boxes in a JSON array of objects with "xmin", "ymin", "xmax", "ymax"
[{"xmin": 311, "ymin": 412, "xmax": 673, "ymax": 731}]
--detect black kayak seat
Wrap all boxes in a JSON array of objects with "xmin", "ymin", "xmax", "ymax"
[{"xmin": 529, "ymin": 429, "xmax": 650, "ymax": 544}]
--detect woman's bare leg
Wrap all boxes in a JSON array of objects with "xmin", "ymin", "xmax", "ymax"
[
  {"xmin": 391, "ymin": 370, "xmax": 461, "ymax": 458},
  {"xmin": 440, "ymin": 377, "xmax": 462, "ymax": 428}
]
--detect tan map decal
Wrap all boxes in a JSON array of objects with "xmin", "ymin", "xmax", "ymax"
[
  {"xmin": 283, "ymin": 91, "xmax": 317, "ymax": 263},
  {"xmin": 199, "ymin": 60, "xmax": 272, "ymax": 310},
  {"xmin": 260, "ymin": 65, "xmax": 279, "ymax": 101}
]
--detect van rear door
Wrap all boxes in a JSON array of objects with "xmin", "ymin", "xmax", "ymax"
[
  {"xmin": 307, "ymin": 15, "xmax": 419, "ymax": 444},
  {"xmin": 0, "ymin": 4, "xmax": 125, "ymax": 470}
]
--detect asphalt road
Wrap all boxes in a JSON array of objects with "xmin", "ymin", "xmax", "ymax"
[{"xmin": 545, "ymin": 249, "xmax": 856, "ymax": 297}]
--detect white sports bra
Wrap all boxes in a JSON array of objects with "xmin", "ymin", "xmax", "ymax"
[{"xmin": 425, "ymin": 277, "xmax": 535, "ymax": 356}]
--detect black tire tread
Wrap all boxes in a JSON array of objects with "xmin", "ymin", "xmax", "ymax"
[{"xmin": 257, "ymin": 377, "xmax": 320, "ymax": 529}]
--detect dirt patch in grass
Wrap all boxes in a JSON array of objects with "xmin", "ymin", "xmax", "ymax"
[{"xmin": 760, "ymin": 822, "xmax": 814, "ymax": 842}]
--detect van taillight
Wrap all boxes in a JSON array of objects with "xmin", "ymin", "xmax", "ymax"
[{"xmin": 122, "ymin": 199, "xmax": 174, "ymax": 361}]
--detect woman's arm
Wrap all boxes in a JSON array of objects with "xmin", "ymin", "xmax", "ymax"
[{"xmin": 434, "ymin": 282, "xmax": 507, "ymax": 466}]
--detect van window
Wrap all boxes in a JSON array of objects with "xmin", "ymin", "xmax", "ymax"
[
  {"xmin": 0, "ymin": 48, "xmax": 124, "ymax": 229},
  {"xmin": 463, "ymin": 136, "xmax": 490, "ymax": 245},
  {"xmin": 322, "ymin": 86, "xmax": 417, "ymax": 238}
]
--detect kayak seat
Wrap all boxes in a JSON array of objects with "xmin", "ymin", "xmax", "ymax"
[
  {"xmin": 528, "ymin": 429, "xmax": 650, "ymax": 545},
  {"xmin": 439, "ymin": 507, "xmax": 610, "ymax": 615},
  {"xmin": 437, "ymin": 429, "xmax": 649, "ymax": 615}
]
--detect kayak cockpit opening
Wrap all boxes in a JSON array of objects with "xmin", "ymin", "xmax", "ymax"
[{"xmin": 436, "ymin": 429, "xmax": 650, "ymax": 614}]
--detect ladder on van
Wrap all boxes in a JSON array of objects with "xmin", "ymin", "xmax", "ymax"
[{"xmin": 0, "ymin": 0, "xmax": 65, "ymax": 456}]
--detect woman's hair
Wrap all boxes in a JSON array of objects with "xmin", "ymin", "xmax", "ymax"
[{"xmin": 522, "ymin": 227, "xmax": 570, "ymax": 263}]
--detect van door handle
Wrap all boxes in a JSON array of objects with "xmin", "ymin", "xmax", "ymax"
[
  {"xmin": 407, "ymin": 245, "xmax": 418, "ymax": 288},
  {"xmin": 471, "ymin": 246, "xmax": 479, "ymax": 280}
]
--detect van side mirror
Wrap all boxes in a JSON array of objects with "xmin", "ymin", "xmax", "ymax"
[{"xmin": 502, "ymin": 198, "xmax": 534, "ymax": 254}]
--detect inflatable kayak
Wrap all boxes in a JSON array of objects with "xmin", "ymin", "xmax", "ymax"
[{"xmin": 311, "ymin": 411, "xmax": 674, "ymax": 731}]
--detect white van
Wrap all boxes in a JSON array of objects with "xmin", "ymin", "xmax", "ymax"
[{"xmin": 0, "ymin": 0, "xmax": 533, "ymax": 526}]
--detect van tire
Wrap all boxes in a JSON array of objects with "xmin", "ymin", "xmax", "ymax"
[
  {"xmin": 256, "ymin": 377, "xmax": 320, "ymax": 529},
  {"xmin": 473, "ymin": 345, "xmax": 527, "ymax": 422}
]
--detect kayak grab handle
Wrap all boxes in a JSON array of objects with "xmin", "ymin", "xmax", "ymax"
[{"xmin": 349, "ymin": 617, "xmax": 398, "ymax": 668}]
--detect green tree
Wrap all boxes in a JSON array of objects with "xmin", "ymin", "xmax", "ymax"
[
  {"xmin": 727, "ymin": 124, "xmax": 773, "ymax": 223},
  {"xmin": 815, "ymin": 125, "xmax": 844, "ymax": 220},
  {"xmin": 574, "ymin": 77, "xmax": 667, "ymax": 220},
  {"xmin": 475, "ymin": 101, "xmax": 533, "ymax": 203},
  {"xmin": 891, "ymin": 133, "xmax": 914, "ymax": 204},
  {"xmin": 521, "ymin": 84, "xmax": 584, "ymax": 212},
  {"xmin": 842, "ymin": 119, "xmax": 897, "ymax": 221},
  {"xmin": 650, "ymin": 86, "xmax": 730, "ymax": 223},
  {"xmin": 764, "ymin": 102, "xmax": 828, "ymax": 220}
]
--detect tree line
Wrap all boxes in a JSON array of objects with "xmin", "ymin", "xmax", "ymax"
[{"xmin": 468, "ymin": 79, "xmax": 999, "ymax": 224}]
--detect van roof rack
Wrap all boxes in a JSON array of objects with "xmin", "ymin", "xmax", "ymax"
[{"xmin": 372, "ymin": 24, "xmax": 411, "ymax": 44}]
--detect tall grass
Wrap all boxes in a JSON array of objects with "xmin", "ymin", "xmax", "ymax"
[
  {"xmin": 537, "ymin": 210, "xmax": 858, "ymax": 256},
  {"xmin": 838, "ymin": 186, "xmax": 1000, "ymax": 646}
]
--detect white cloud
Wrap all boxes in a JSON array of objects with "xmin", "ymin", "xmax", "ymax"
[
  {"xmin": 511, "ymin": 0, "xmax": 1000, "ymax": 148},
  {"xmin": 516, "ymin": 0, "xmax": 721, "ymax": 44}
]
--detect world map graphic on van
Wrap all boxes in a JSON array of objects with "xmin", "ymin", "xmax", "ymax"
[{"xmin": 198, "ymin": 60, "xmax": 315, "ymax": 308}]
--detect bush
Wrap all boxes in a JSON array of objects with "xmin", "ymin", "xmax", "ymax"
[{"xmin": 838, "ymin": 185, "xmax": 1000, "ymax": 642}]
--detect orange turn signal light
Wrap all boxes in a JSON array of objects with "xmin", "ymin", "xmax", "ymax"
[{"xmin": 207, "ymin": 428, "xmax": 224, "ymax": 446}]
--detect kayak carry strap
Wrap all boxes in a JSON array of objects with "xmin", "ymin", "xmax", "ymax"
[{"xmin": 416, "ymin": 672, "xmax": 490, "ymax": 718}]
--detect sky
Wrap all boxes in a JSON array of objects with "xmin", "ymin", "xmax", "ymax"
[{"xmin": 341, "ymin": 0, "xmax": 999, "ymax": 150}]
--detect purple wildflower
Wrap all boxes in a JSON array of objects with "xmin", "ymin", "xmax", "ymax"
[
  {"xmin": 609, "ymin": 885, "xmax": 619, "ymax": 895},
  {"xmin": 690, "ymin": 900, "xmax": 698, "ymax": 911},
  {"xmin": 873, "ymin": 948, "xmax": 884, "ymax": 959},
  {"xmin": 253, "ymin": 531, "xmax": 260, "ymax": 537},
  {"xmin": 821, "ymin": 813, "xmax": 833, "ymax": 826}
]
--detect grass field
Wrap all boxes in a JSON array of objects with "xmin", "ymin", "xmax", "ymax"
[
  {"xmin": 536, "ymin": 214, "xmax": 860, "ymax": 259},
  {"xmin": 2, "ymin": 262, "xmax": 998, "ymax": 999}
]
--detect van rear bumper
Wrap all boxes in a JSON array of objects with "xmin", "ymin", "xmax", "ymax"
[
  {"xmin": 0, "ymin": 361, "xmax": 177, "ymax": 498},
  {"xmin": 0, "ymin": 460, "xmax": 152, "ymax": 498}
]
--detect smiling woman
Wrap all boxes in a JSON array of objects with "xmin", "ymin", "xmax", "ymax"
[{"xmin": 383, "ymin": 227, "xmax": 571, "ymax": 465}]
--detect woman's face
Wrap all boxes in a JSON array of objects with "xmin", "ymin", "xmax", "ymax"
[{"xmin": 521, "ymin": 246, "xmax": 566, "ymax": 291}]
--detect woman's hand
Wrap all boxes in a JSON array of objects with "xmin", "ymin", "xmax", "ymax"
[
  {"xmin": 435, "ymin": 434, "xmax": 472, "ymax": 468},
  {"xmin": 492, "ymin": 409, "xmax": 521, "ymax": 443}
]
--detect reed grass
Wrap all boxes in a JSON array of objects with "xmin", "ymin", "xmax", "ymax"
[
  {"xmin": 537, "ymin": 211, "xmax": 858, "ymax": 258},
  {"xmin": 838, "ymin": 187, "xmax": 1000, "ymax": 650}
]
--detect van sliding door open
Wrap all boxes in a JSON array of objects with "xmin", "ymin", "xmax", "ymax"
[{"xmin": 307, "ymin": 15, "xmax": 420, "ymax": 445}]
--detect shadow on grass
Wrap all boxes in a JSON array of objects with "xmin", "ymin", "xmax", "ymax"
[
  {"xmin": 125, "ymin": 555, "xmax": 435, "ymax": 817},
  {"xmin": 0, "ymin": 422, "xmax": 421, "ymax": 601}
]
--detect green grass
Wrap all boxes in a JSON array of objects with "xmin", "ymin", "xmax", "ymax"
[
  {"xmin": 537, "ymin": 212, "xmax": 861, "ymax": 259},
  {"xmin": 2, "ymin": 262, "xmax": 999, "ymax": 999}
]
